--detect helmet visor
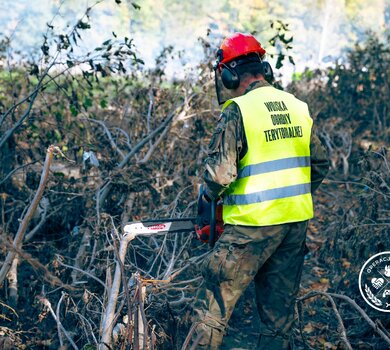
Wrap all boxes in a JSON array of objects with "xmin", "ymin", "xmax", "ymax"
[{"xmin": 214, "ymin": 67, "xmax": 234, "ymax": 106}]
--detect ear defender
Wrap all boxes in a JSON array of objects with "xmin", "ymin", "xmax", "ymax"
[
  {"xmin": 262, "ymin": 61, "xmax": 274, "ymax": 83},
  {"xmin": 221, "ymin": 63, "xmax": 240, "ymax": 90}
]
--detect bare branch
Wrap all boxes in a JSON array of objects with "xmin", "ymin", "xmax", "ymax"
[
  {"xmin": 99, "ymin": 229, "xmax": 137, "ymax": 349},
  {"xmin": 38, "ymin": 294, "xmax": 79, "ymax": 350},
  {"xmin": 0, "ymin": 145, "xmax": 56, "ymax": 286},
  {"xmin": 298, "ymin": 291, "xmax": 390, "ymax": 347},
  {"xmin": 98, "ymin": 95, "xmax": 196, "ymax": 207},
  {"xmin": 57, "ymin": 257, "xmax": 107, "ymax": 291},
  {"xmin": 83, "ymin": 117, "xmax": 126, "ymax": 159}
]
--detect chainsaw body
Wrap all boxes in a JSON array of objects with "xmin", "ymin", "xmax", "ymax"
[{"xmin": 195, "ymin": 186, "xmax": 224, "ymax": 247}]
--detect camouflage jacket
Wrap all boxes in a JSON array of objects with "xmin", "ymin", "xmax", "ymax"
[{"xmin": 203, "ymin": 80, "xmax": 330, "ymax": 200}]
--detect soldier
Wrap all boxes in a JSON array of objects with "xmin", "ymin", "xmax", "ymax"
[{"xmin": 191, "ymin": 33, "xmax": 329, "ymax": 349}]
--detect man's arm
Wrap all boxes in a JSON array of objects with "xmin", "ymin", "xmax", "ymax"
[
  {"xmin": 202, "ymin": 103, "xmax": 245, "ymax": 200},
  {"xmin": 310, "ymin": 128, "xmax": 330, "ymax": 193}
]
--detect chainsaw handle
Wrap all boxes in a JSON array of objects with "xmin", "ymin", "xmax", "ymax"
[{"xmin": 209, "ymin": 199, "xmax": 216, "ymax": 249}]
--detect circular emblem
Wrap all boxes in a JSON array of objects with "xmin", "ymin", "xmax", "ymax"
[{"xmin": 359, "ymin": 251, "xmax": 390, "ymax": 312}]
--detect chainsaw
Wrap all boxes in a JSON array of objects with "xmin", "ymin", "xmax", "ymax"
[{"xmin": 123, "ymin": 188, "xmax": 223, "ymax": 248}]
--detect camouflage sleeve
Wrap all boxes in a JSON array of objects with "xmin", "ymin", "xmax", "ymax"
[
  {"xmin": 203, "ymin": 103, "xmax": 245, "ymax": 200},
  {"xmin": 310, "ymin": 127, "xmax": 330, "ymax": 193}
]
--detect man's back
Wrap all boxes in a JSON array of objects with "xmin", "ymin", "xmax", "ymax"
[{"xmin": 218, "ymin": 85, "xmax": 314, "ymax": 226}]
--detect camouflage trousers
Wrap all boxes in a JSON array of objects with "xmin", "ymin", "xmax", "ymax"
[{"xmin": 191, "ymin": 220, "xmax": 308, "ymax": 350}]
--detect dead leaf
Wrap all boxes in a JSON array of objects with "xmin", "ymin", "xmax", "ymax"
[{"xmin": 303, "ymin": 323, "xmax": 314, "ymax": 333}]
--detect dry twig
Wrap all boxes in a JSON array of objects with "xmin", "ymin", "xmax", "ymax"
[
  {"xmin": 298, "ymin": 291, "xmax": 390, "ymax": 347},
  {"xmin": 0, "ymin": 145, "xmax": 57, "ymax": 286}
]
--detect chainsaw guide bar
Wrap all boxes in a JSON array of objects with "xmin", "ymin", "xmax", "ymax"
[{"xmin": 123, "ymin": 219, "xmax": 195, "ymax": 237}]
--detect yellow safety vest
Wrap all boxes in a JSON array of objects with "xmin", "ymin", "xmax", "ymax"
[{"xmin": 222, "ymin": 86, "xmax": 314, "ymax": 226}]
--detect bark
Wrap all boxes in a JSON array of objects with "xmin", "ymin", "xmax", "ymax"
[
  {"xmin": 0, "ymin": 145, "xmax": 56, "ymax": 287},
  {"xmin": 99, "ymin": 231, "xmax": 137, "ymax": 350},
  {"xmin": 7, "ymin": 256, "xmax": 19, "ymax": 307}
]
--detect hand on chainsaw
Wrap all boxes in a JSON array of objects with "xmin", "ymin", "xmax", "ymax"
[
  {"xmin": 195, "ymin": 223, "xmax": 224, "ymax": 243},
  {"xmin": 195, "ymin": 185, "xmax": 224, "ymax": 244}
]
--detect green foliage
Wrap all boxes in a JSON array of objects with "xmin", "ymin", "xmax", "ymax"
[
  {"xmin": 131, "ymin": 2, "xmax": 141, "ymax": 10},
  {"xmin": 0, "ymin": 0, "xmax": 147, "ymax": 153},
  {"xmin": 83, "ymin": 345, "xmax": 96, "ymax": 350},
  {"xmin": 268, "ymin": 20, "xmax": 295, "ymax": 69},
  {"xmin": 290, "ymin": 33, "xmax": 390, "ymax": 141},
  {"xmin": 288, "ymin": 32, "xmax": 390, "ymax": 350}
]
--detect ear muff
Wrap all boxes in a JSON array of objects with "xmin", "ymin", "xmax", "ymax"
[
  {"xmin": 262, "ymin": 61, "xmax": 274, "ymax": 83},
  {"xmin": 221, "ymin": 63, "xmax": 240, "ymax": 90}
]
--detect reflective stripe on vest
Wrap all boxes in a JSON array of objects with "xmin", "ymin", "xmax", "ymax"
[
  {"xmin": 237, "ymin": 156, "xmax": 310, "ymax": 179},
  {"xmin": 222, "ymin": 86, "xmax": 314, "ymax": 226},
  {"xmin": 224, "ymin": 183, "xmax": 311, "ymax": 205}
]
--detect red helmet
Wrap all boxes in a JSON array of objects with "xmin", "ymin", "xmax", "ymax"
[{"xmin": 217, "ymin": 33, "xmax": 266, "ymax": 68}]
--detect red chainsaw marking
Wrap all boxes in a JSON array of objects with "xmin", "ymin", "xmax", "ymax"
[{"xmin": 147, "ymin": 224, "xmax": 167, "ymax": 230}]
